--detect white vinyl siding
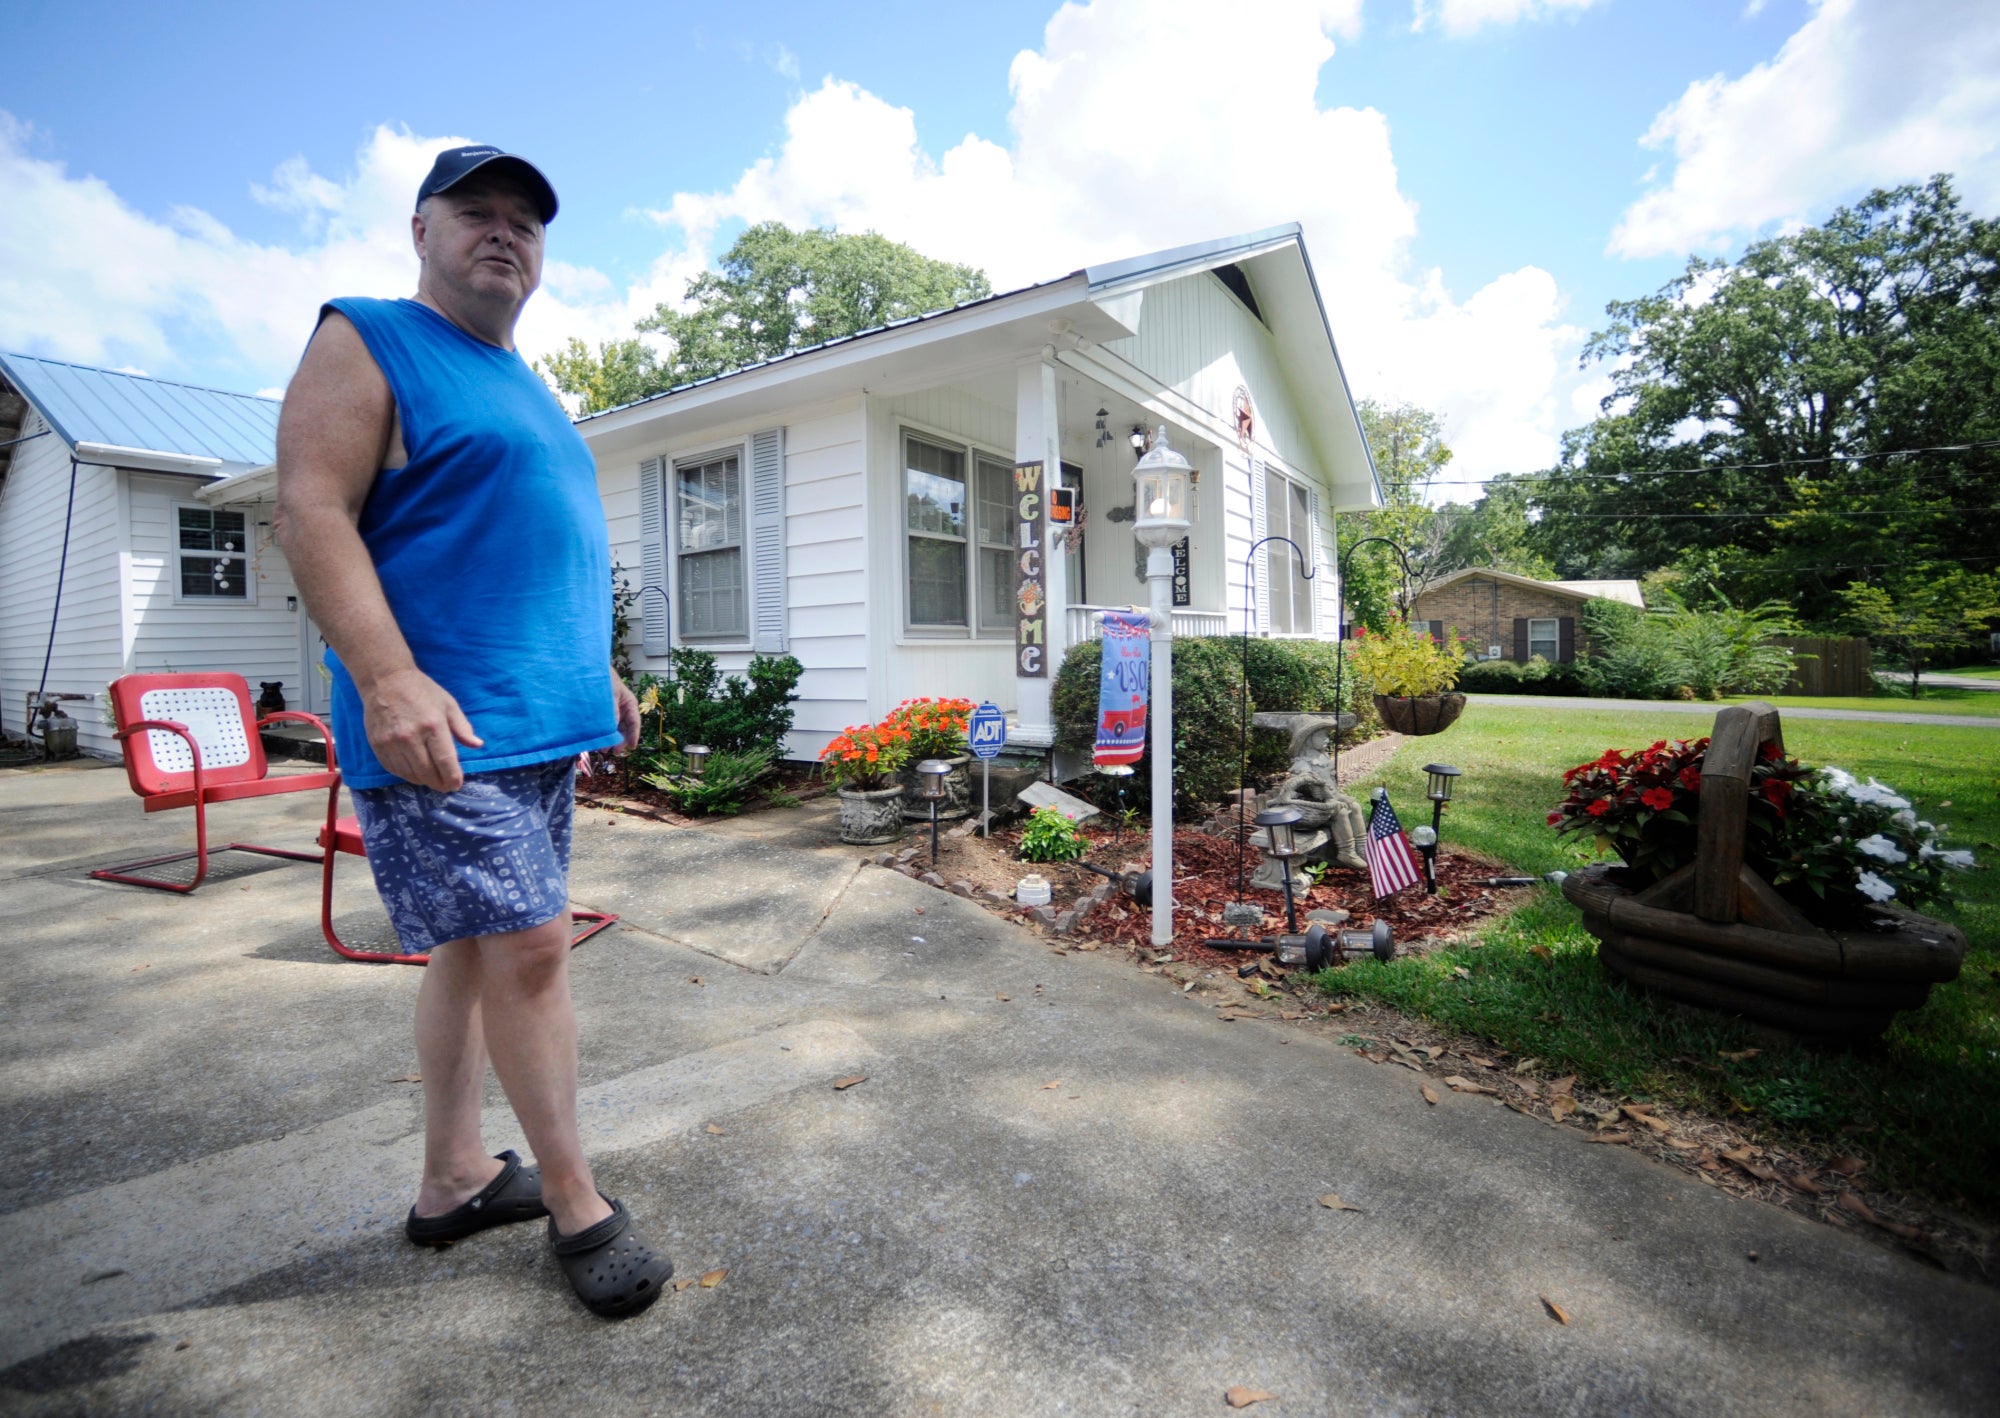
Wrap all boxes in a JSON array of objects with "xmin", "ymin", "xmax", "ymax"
[
  {"xmin": 1528, "ymin": 617, "xmax": 1560, "ymax": 661},
  {"xmin": 676, "ymin": 451, "xmax": 745, "ymax": 639},
  {"xmin": 174, "ymin": 504, "xmax": 252, "ymax": 602},
  {"xmin": 1263, "ymin": 466, "xmax": 1314, "ymax": 635}
]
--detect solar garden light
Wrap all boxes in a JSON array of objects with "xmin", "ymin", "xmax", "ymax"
[
  {"xmin": 1131, "ymin": 425, "xmax": 1194, "ymax": 947},
  {"xmin": 1420, "ymin": 762, "xmax": 1460, "ymax": 894},
  {"xmin": 1272, "ymin": 919, "xmax": 1395, "ymax": 970},
  {"xmin": 916, "ymin": 758, "xmax": 953, "ymax": 868},
  {"xmin": 1255, "ymin": 803, "xmax": 1305, "ymax": 933},
  {"xmin": 683, "ymin": 744, "xmax": 711, "ymax": 780},
  {"xmin": 1097, "ymin": 762, "xmax": 1135, "ymax": 842}
]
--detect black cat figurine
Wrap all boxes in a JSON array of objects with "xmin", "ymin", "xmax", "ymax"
[{"xmin": 256, "ymin": 681, "xmax": 286, "ymax": 718}]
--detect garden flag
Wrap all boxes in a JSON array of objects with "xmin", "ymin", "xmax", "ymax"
[
  {"xmin": 1094, "ymin": 610, "xmax": 1150, "ymax": 766},
  {"xmin": 1366, "ymin": 788, "xmax": 1424, "ymax": 899}
]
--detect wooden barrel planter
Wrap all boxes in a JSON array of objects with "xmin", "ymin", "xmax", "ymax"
[
  {"xmin": 1560, "ymin": 703, "xmax": 1967, "ymax": 1041},
  {"xmin": 1372, "ymin": 692, "xmax": 1465, "ymax": 737}
]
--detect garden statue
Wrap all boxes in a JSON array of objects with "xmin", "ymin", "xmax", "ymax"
[{"xmin": 1248, "ymin": 713, "xmax": 1368, "ymax": 887}]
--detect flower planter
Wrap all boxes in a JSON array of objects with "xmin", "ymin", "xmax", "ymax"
[
  {"xmin": 1371, "ymin": 692, "xmax": 1465, "ymax": 737},
  {"xmin": 902, "ymin": 754, "xmax": 974, "ymax": 821},
  {"xmin": 836, "ymin": 785, "xmax": 908, "ymax": 845}
]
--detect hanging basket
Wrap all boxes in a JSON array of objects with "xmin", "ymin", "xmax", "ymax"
[{"xmin": 1371, "ymin": 692, "xmax": 1466, "ymax": 737}]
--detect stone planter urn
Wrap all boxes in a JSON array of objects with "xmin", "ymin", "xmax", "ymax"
[
  {"xmin": 901, "ymin": 754, "xmax": 974, "ymax": 821},
  {"xmin": 1372, "ymin": 692, "xmax": 1466, "ymax": 737},
  {"xmin": 836, "ymin": 784, "xmax": 907, "ymax": 845}
]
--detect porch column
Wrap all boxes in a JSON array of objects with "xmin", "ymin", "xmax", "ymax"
[{"xmin": 1013, "ymin": 354, "xmax": 1068, "ymax": 741}]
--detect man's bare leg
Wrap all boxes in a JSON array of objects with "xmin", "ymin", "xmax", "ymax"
[
  {"xmin": 475, "ymin": 915, "xmax": 614, "ymax": 1236},
  {"xmin": 411, "ymin": 937, "xmax": 505, "ymax": 1215}
]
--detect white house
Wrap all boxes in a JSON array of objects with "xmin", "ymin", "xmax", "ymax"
[
  {"xmin": 577, "ymin": 224, "xmax": 1383, "ymax": 760},
  {"xmin": 0, "ymin": 354, "xmax": 325, "ymax": 757}
]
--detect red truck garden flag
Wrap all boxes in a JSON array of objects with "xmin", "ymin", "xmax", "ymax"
[{"xmin": 1094, "ymin": 611, "xmax": 1150, "ymax": 766}]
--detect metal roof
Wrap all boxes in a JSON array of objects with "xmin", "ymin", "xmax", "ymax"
[{"xmin": 0, "ymin": 352, "xmax": 280, "ymax": 468}]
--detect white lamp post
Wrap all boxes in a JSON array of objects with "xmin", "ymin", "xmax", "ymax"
[{"xmin": 1131, "ymin": 425, "xmax": 1194, "ymax": 946}]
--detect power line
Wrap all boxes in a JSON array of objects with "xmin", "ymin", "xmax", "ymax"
[{"xmin": 1409, "ymin": 437, "xmax": 2000, "ymax": 490}]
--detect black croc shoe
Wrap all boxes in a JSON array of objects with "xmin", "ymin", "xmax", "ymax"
[
  {"xmin": 405, "ymin": 1150, "xmax": 548, "ymax": 1246},
  {"xmin": 548, "ymin": 1197, "xmax": 674, "ymax": 1318}
]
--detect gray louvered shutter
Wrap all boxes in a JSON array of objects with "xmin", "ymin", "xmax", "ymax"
[
  {"xmin": 1558, "ymin": 616, "xmax": 1576, "ymax": 663},
  {"xmin": 1513, "ymin": 617, "xmax": 1530, "ymax": 664},
  {"xmin": 1307, "ymin": 484, "xmax": 1325, "ymax": 636},
  {"xmin": 1429, "ymin": 619, "xmax": 1445, "ymax": 644},
  {"xmin": 1250, "ymin": 456, "xmax": 1270, "ymax": 634},
  {"xmin": 639, "ymin": 457, "xmax": 669, "ymax": 656},
  {"xmin": 748, "ymin": 427, "xmax": 787, "ymax": 653}
]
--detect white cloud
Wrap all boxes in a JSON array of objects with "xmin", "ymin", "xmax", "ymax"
[
  {"xmin": 1410, "ymin": 0, "xmax": 1606, "ymax": 37},
  {"xmin": 1611, "ymin": 0, "xmax": 2000, "ymax": 258}
]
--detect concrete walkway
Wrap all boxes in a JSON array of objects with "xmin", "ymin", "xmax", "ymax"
[
  {"xmin": 1464, "ymin": 693, "xmax": 2000, "ymax": 729},
  {"xmin": 1, "ymin": 763, "xmax": 1994, "ymax": 1416}
]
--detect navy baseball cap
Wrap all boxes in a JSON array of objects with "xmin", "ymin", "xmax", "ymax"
[{"xmin": 415, "ymin": 145, "xmax": 559, "ymax": 223}]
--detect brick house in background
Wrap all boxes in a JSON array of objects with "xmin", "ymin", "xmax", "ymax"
[{"xmin": 1403, "ymin": 568, "xmax": 1645, "ymax": 664}]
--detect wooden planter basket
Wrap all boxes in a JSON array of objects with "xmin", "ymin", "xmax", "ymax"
[
  {"xmin": 1559, "ymin": 702, "xmax": 1966, "ymax": 1041},
  {"xmin": 1372, "ymin": 692, "xmax": 1466, "ymax": 737}
]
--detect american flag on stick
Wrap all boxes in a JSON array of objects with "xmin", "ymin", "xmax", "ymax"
[{"xmin": 1366, "ymin": 789, "xmax": 1424, "ymax": 899}]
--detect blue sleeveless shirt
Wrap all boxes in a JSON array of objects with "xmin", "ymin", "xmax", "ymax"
[{"xmin": 319, "ymin": 297, "xmax": 619, "ymax": 789}]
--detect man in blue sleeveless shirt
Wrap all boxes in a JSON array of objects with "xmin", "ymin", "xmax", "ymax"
[{"xmin": 275, "ymin": 146, "xmax": 671, "ymax": 1318}]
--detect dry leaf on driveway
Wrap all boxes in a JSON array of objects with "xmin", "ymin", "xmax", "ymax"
[
  {"xmin": 1585, "ymin": 1131, "xmax": 1632, "ymax": 1145},
  {"xmin": 673, "ymin": 1276, "xmax": 698, "ymax": 1292},
  {"xmin": 1039, "ymin": 1080, "xmax": 1063, "ymax": 1090},
  {"xmin": 1318, "ymin": 1194, "xmax": 1364, "ymax": 1212},
  {"xmin": 1721, "ymin": 1148, "xmax": 1781, "ymax": 1183},
  {"xmin": 1620, "ymin": 1106, "xmax": 1673, "ymax": 1134},
  {"xmin": 1540, "ymin": 1295, "xmax": 1571, "ymax": 1325},
  {"xmin": 1225, "ymin": 1387, "xmax": 1278, "ymax": 1408},
  {"xmin": 1829, "ymin": 1155, "xmax": 1867, "ymax": 1176},
  {"xmin": 996, "ymin": 993, "xmax": 1010, "ymax": 1001},
  {"xmin": 1421, "ymin": 1085, "xmax": 1440, "ymax": 1106},
  {"xmin": 705, "ymin": 1124, "xmax": 726, "ymax": 1135},
  {"xmin": 832, "ymin": 1075, "xmax": 869, "ymax": 1090},
  {"xmin": 1548, "ymin": 1075, "xmax": 1576, "ymax": 1097},
  {"xmin": 1549, "ymin": 1095, "xmax": 1576, "ymax": 1121},
  {"xmin": 390, "ymin": 1074, "xmax": 422, "ymax": 1084},
  {"xmin": 700, "ymin": 1268, "xmax": 728, "ymax": 1288},
  {"xmin": 1444, "ymin": 1075, "xmax": 1497, "ymax": 1096}
]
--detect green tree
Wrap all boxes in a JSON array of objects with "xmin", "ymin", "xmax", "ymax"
[
  {"xmin": 1528, "ymin": 177, "xmax": 2000, "ymax": 624},
  {"xmin": 1345, "ymin": 399, "xmax": 1457, "ymax": 632},
  {"xmin": 1839, "ymin": 571, "xmax": 2000, "ymax": 697},
  {"xmin": 538, "ymin": 223, "xmax": 990, "ymax": 414}
]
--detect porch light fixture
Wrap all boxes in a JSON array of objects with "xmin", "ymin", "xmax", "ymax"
[
  {"xmin": 1130, "ymin": 426, "xmax": 1193, "ymax": 548},
  {"xmin": 1131, "ymin": 425, "xmax": 1196, "ymax": 947},
  {"xmin": 916, "ymin": 758, "xmax": 952, "ymax": 867},
  {"xmin": 1255, "ymin": 803, "xmax": 1305, "ymax": 933},
  {"xmin": 1130, "ymin": 425, "xmax": 1148, "ymax": 456},
  {"xmin": 684, "ymin": 744, "xmax": 711, "ymax": 780}
]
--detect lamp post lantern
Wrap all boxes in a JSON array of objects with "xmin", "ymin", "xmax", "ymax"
[
  {"xmin": 1418, "ymin": 762, "xmax": 1460, "ymax": 894},
  {"xmin": 916, "ymin": 758, "xmax": 952, "ymax": 868},
  {"xmin": 1255, "ymin": 804, "xmax": 1305, "ymax": 933},
  {"xmin": 684, "ymin": 744, "xmax": 711, "ymax": 780},
  {"xmin": 1131, "ymin": 425, "xmax": 1194, "ymax": 947}
]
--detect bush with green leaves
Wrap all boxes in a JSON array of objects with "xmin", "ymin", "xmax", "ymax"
[
  {"xmin": 1018, "ymin": 805, "xmax": 1088, "ymax": 863},
  {"xmin": 630, "ymin": 649, "xmax": 803, "ymax": 763},
  {"xmin": 1456, "ymin": 655, "xmax": 1582, "ymax": 696},
  {"xmin": 1574, "ymin": 597, "xmax": 1797, "ymax": 700},
  {"xmin": 640, "ymin": 745, "xmax": 776, "ymax": 815},
  {"xmin": 1052, "ymin": 635, "xmax": 1251, "ymax": 813},
  {"xmin": 1236, "ymin": 636, "xmax": 1378, "ymax": 775}
]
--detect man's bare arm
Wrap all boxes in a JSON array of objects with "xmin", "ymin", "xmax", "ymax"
[{"xmin": 275, "ymin": 312, "xmax": 483, "ymax": 791}]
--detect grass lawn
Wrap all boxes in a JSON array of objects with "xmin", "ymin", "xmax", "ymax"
[
  {"xmin": 1318, "ymin": 703, "xmax": 2000, "ymax": 1213},
  {"xmin": 1727, "ymin": 691, "xmax": 2000, "ymax": 719},
  {"xmin": 1944, "ymin": 666, "xmax": 2000, "ymax": 681}
]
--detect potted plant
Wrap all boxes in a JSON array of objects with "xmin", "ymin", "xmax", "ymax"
[
  {"xmin": 818, "ymin": 722, "xmax": 913, "ymax": 844},
  {"xmin": 1550, "ymin": 707, "xmax": 1973, "ymax": 1039},
  {"xmin": 1348, "ymin": 621, "xmax": 1466, "ymax": 735},
  {"xmin": 885, "ymin": 696, "xmax": 978, "ymax": 820}
]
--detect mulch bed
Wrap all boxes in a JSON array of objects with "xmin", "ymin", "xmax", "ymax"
[{"xmin": 578, "ymin": 761, "xmax": 828, "ymax": 823}]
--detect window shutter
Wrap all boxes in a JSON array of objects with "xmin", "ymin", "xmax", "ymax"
[
  {"xmin": 1513, "ymin": 617, "xmax": 1530, "ymax": 663},
  {"xmin": 1558, "ymin": 616, "xmax": 1576, "ymax": 663},
  {"xmin": 638, "ymin": 457, "xmax": 669, "ymax": 656},
  {"xmin": 748, "ymin": 427, "xmax": 787, "ymax": 653},
  {"xmin": 1250, "ymin": 456, "xmax": 1269, "ymax": 633},
  {"xmin": 1430, "ymin": 619, "xmax": 1445, "ymax": 644},
  {"xmin": 1307, "ymin": 484, "xmax": 1325, "ymax": 636}
]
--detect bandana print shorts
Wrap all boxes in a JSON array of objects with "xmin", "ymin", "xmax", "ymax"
[{"xmin": 349, "ymin": 758, "xmax": 576, "ymax": 956}]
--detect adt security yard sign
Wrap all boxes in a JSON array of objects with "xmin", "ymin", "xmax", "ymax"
[{"xmin": 968, "ymin": 702, "xmax": 1007, "ymax": 835}]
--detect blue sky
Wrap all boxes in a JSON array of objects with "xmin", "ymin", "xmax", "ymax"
[{"xmin": 4, "ymin": 0, "xmax": 1996, "ymax": 485}]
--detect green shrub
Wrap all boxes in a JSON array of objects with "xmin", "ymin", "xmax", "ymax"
[
  {"xmin": 1456, "ymin": 655, "xmax": 1582, "ymax": 696},
  {"xmin": 1019, "ymin": 805, "xmax": 1088, "ymax": 863},
  {"xmin": 631, "ymin": 650, "xmax": 803, "ymax": 759},
  {"xmin": 640, "ymin": 745, "xmax": 775, "ymax": 815},
  {"xmin": 1575, "ymin": 597, "xmax": 1798, "ymax": 700},
  {"xmin": 1237, "ymin": 637, "xmax": 1378, "ymax": 775},
  {"xmin": 1052, "ymin": 636, "xmax": 1250, "ymax": 813}
]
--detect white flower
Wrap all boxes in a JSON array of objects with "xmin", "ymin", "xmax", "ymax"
[
  {"xmin": 1855, "ymin": 834, "xmax": 1909, "ymax": 864},
  {"xmin": 1848, "ymin": 778, "xmax": 1912, "ymax": 811},
  {"xmin": 1855, "ymin": 871, "xmax": 1897, "ymax": 902},
  {"xmin": 1919, "ymin": 844, "xmax": 1977, "ymax": 870},
  {"xmin": 1820, "ymin": 766, "xmax": 1857, "ymax": 792},
  {"xmin": 1893, "ymin": 809, "xmax": 1917, "ymax": 829}
]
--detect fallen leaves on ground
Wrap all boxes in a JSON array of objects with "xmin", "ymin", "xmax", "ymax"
[
  {"xmin": 1540, "ymin": 1295, "xmax": 1571, "ymax": 1325},
  {"xmin": 705, "ymin": 1124, "xmax": 726, "ymax": 1135},
  {"xmin": 1040, "ymin": 1080, "xmax": 1063, "ymax": 1090},
  {"xmin": 1585, "ymin": 1131, "xmax": 1632, "ymax": 1145},
  {"xmin": 1421, "ymin": 1085, "xmax": 1440, "ymax": 1106},
  {"xmin": 390, "ymin": 1074, "xmax": 421, "ymax": 1084},
  {"xmin": 996, "ymin": 993, "xmax": 1010, "ymax": 1001},
  {"xmin": 1318, "ymin": 1194, "xmax": 1363, "ymax": 1212},
  {"xmin": 700, "ymin": 1268, "xmax": 728, "ymax": 1287},
  {"xmin": 1451, "ymin": 966, "xmax": 1472, "ymax": 981},
  {"xmin": 1444, "ymin": 1075, "xmax": 1497, "ymax": 1096},
  {"xmin": 1718, "ymin": 1048, "xmax": 1759, "ymax": 1061},
  {"xmin": 1721, "ymin": 1148, "xmax": 1781, "ymax": 1183},
  {"xmin": 688, "ymin": 976, "xmax": 704, "ymax": 987},
  {"xmin": 1620, "ymin": 1106, "xmax": 1673, "ymax": 1135},
  {"xmin": 1225, "ymin": 1387, "xmax": 1278, "ymax": 1408},
  {"xmin": 831, "ymin": 1075, "xmax": 868, "ymax": 1090},
  {"xmin": 1549, "ymin": 1095, "xmax": 1576, "ymax": 1121},
  {"xmin": 1829, "ymin": 1155, "xmax": 1867, "ymax": 1176},
  {"xmin": 1836, "ymin": 1190, "xmax": 1925, "ymax": 1241},
  {"xmin": 673, "ymin": 1276, "xmax": 698, "ymax": 1292}
]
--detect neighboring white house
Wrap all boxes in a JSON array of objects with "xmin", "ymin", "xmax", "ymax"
[
  {"xmin": 0, "ymin": 354, "xmax": 325, "ymax": 758},
  {"xmin": 576, "ymin": 224, "xmax": 1383, "ymax": 761}
]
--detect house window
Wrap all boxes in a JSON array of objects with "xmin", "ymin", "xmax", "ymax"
[
  {"xmin": 1528, "ymin": 617, "xmax": 1560, "ymax": 661},
  {"xmin": 677, "ymin": 451, "xmax": 745, "ymax": 639},
  {"xmin": 1263, "ymin": 468, "xmax": 1314, "ymax": 634},
  {"xmin": 176, "ymin": 506, "xmax": 250, "ymax": 600},
  {"xmin": 905, "ymin": 433, "xmax": 1015, "ymax": 634}
]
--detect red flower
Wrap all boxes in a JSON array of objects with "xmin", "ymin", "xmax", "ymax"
[
  {"xmin": 1586, "ymin": 799, "xmax": 1611, "ymax": 818},
  {"xmin": 1546, "ymin": 810, "xmax": 1564, "ymax": 826},
  {"xmin": 1678, "ymin": 765, "xmax": 1702, "ymax": 792},
  {"xmin": 1641, "ymin": 787, "xmax": 1674, "ymax": 811}
]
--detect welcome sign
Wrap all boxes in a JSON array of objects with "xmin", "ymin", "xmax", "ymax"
[
  {"xmin": 1094, "ymin": 610, "xmax": 1150, "ymax": 766},
  {"xmin": 1014, "ymin": 460, "xmax": 1049, "ymax": 677}
]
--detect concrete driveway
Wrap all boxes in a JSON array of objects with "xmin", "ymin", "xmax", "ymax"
[{"xmin": 2, "ymin": 762, "xmax": 1994, "ymax": 1416}]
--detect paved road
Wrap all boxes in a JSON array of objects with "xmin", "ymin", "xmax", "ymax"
[
  {"xmin": 1465, "ymin": 693, "xmax": 2000, "ymax": 729},
  {"xmin": 1, "ymin": 764, "xmax": 1992, "ymax": 1416}
]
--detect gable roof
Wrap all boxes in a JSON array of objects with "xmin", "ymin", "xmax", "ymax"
[
  {"xmin": 1421, "ymin": 567, "xmax": 1646, "ymax": 608},
  {"xmin": 0, "ymin": 352, "xmax": 280, "ymax": 471},
  {"xmin": 574, "ymin": 225, "xmax": 1382, "ymax": 508}
]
